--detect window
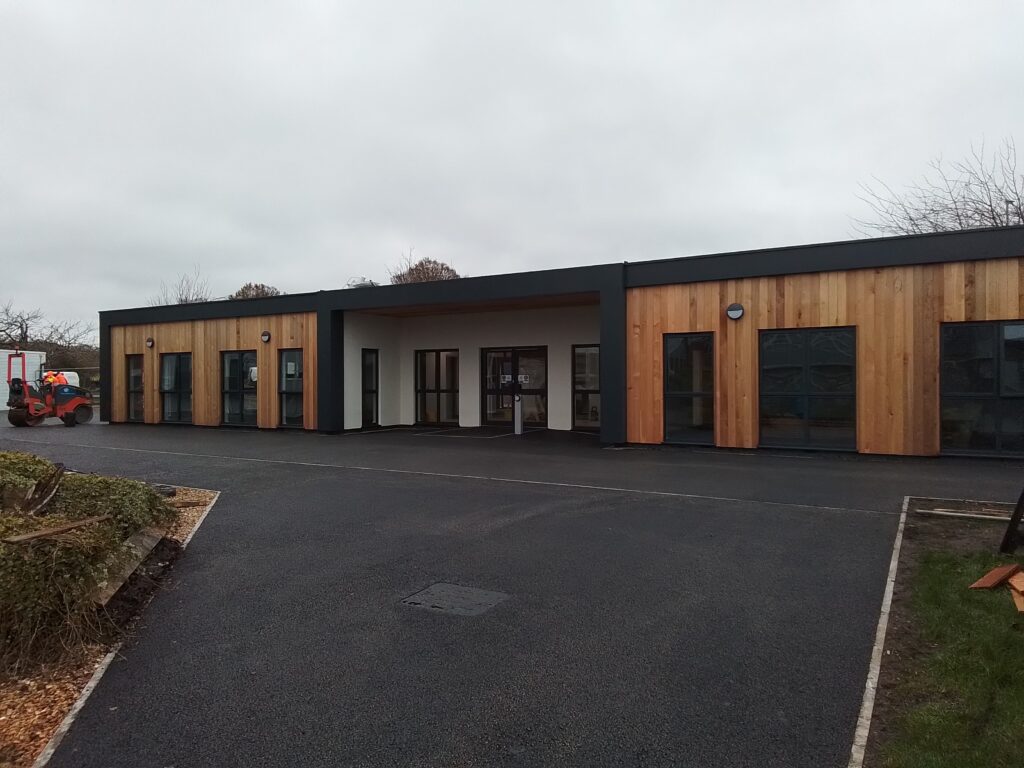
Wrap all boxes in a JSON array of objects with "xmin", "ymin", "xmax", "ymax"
[
  {"xmin": 362, "ymin": 349, "xmax": 379, "ymax": 427},
  {"xmin": 663, "ymin": 334, "xmax": 714, "ymax": 444},
  {"xmin": 415, "ymin": 350, "xmax": 459, "ymax": 425},
  {"xmin": 279, "ymin": 349, "xmax": 303, "ymax": 427},
  {"xmin": 759, "ymin": 327, "xmax": 856, "ymax": 450},
  {"xmin": 572, "ymin": 345, "xmax": 600, "ymax": 431},
  {"xmin": 159, "ymin": 353, "xmax": 192, "ymax": 423},
  {"xmin": 126, "ymin": 355, "xmax": 144, "ymax": 422},
  {"xmin": 222, "ymin": 350, "xmax": 257, "ymax": 426},
  {"xmin": 941, "ymin": 322, "xmax": 1024, "ymax": 454}
]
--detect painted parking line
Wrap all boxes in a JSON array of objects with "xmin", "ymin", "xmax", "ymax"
[{"xmin": 3, "ymin": 436, "xmax": 894, "ymax": 517}]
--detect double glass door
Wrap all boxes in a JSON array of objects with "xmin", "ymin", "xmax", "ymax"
[{"xmin": 482, "ymin": 347, "xmax": 547, "ymax": 426}]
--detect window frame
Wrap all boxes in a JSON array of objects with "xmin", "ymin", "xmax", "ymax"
[
  {"xmin": 221, "ymin": 350, "xmax": 258, "ymax": 426},
  {"xmin": 571, "ymin": 344, "xmax": 600, "ymax": 432},
  {"xmin": 126, "ymin": 354, "xmax": 144, "ymax": 423},
  {"xmin": 757, "ymin": 326, "xmax": 857, "ymax": 451},
  {"xmin": 415, "ymin": 349, "xmax": 459, "ymax": 426},
  {"xmin": 278, "ymin": 348, "xmax": 304, "ymax": 428},
  {"xmin": 158, "ymin": 352, "xmax": 192, "ymax": 424},
  {"xmin": 662, "ymin": 332, "xmax": 716, "ymax": 446},
  {"xmin": 940, "ymin": 320, "xmax": 1024, "ymax": 455}
]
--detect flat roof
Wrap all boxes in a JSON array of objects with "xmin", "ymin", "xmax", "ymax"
[{"xmin": 101, "ymin": 225, "xmax": 1024, "ymax": 324}]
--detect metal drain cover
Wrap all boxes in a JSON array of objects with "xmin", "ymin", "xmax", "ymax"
[{"xmin": 401, "ymin": 583, "xmax": 511, "ymax": 616}]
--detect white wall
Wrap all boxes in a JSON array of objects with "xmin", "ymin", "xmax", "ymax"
[
  {"xmin": 342, "ymin": 306, "xmax": 600, "ymax": 430},
  {"xmin": 342, "ymin": 313, "xmax": 401, "ymax": 429}
]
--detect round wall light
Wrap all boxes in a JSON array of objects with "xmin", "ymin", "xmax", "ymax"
[
  {"xmin": 260, "ymin": 330, "xmax": 271, "ymax": 343},
  {"xmin": 145, "ymin": 337, "xmax": 155, "ymax": 348},
  {"xmin": 725, "ymin": 303, "xmax": 744, "ymax": 321}
]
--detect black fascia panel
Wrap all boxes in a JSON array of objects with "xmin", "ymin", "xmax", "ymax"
[
  {"xmin": 98, "ymin": 263, "xmax": 619, "ymax": 326},
  {"xmin": 625, "ymin": 226, "xmax": 1024, "ymax": 288}
]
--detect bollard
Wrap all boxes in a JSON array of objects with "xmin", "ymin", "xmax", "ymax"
[{"xmin": 513, "ymin": 394, "xmax": 523, "ymax": 435}]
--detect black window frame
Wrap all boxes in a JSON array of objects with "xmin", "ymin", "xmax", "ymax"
[
  {"xmin": 662, "ymin": 332, "xmax": 716, "ymax": 446},
  {"xmin": 415, "ymin": 349, "xmax": 459, "ymax": 426},
  {"xmin": 126, "ymin": 354, "xmax": 144, "ymax": 423},
  {"xmin": 278, "ymin": 348, "xmax": 304, "ymax": 428},
  {"xmin": 158, "ymin": 352, "xmax": 192, "ymax": 424},
  {"xmin": 222, "ymin": 350, "xmax": 258, "ymax": 426},
  {"xmin": 362, "ymin": 348, "xmax": 379, "ymax": 428},
  {"xmin": 758, "ymin": 326, "xmax": 857, "ymax": 451},
  {"xmin": 940, "ymin": 320, "xmax": 1024, "ymax": 455},
  {"xmin": 572, "ymin": 344, "xmax": 600, "ymax": 432},
  {"xmin": 480, "ymin": 346, "xmax": 549, "ymax": 427}
]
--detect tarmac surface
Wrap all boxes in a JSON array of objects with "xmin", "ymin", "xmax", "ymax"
[{"xmin": 2, "ymin": 422, "xmax": 1020, "ymax": 767}]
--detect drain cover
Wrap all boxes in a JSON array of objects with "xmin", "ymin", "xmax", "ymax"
[{"xmin": 401, "ymin": 583, "xmax": 511, "ymax": 616}]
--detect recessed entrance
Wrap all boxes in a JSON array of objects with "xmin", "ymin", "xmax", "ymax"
[{"xmin": 481, "ymin": 347, "xmax": 548, "ymax": 427}]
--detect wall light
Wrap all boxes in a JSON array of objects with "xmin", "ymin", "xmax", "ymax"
[
  {"xmin": 145, "ymin": 337, "xmax": 155, "ymax": 348},
  {"xmin": 260, "ymin": 331, "xmax": 271, "ymax": 343},
  {"xmin": 725, "ymin": 303, "xmax": 744, "ymax": 321}
]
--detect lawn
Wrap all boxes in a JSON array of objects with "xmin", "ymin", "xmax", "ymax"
[{"xmin": 880, "ymin": 549, "xmax": 1024, "ymax": 768}]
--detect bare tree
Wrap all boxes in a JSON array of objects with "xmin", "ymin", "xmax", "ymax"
[
  {"xmin": 149, "ymin": 265, "xmax": 211, "ymax": 305},
  {"xmin": 229, "ymin": 282, "xmax": 282, "ymax": 300},
  {"xmin": 856, "ymin": 137, "xmax": 1024, "ymax": 235},
  {"xmin": 388, "ymin": 251, "xmax": 461, "ymax": 284},
  {"xmin": 0, "ymin": 301, "xmax": 97, "ymax": 368}
]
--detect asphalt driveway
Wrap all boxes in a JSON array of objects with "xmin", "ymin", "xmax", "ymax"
[{"xmin": 2, "ymin": 423, "xmax": 1021, "ymax": 767}]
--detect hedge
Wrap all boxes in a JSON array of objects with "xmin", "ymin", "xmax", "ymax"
[{"xmin": 0, "ymin": 452, "xmax": 175, "ymax": 671}]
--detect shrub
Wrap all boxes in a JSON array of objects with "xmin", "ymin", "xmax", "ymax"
[{"xmin": 0, "ymin": 452, "xmax": 176, "ymax": 671}]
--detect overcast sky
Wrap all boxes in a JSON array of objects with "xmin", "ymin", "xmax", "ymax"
[{"xmin": 2, "ymin": 1, "xmax": 1022, "ymax": 332}]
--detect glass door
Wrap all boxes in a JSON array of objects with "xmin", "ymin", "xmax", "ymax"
[
  {"xmin": 482, "ymin": 347, "xmax": 547, "ymax": 427},
  {"xmin": 362, "ymin": 349, "xmax": 379, "ymax": 427},
  {"xmin": 416, "ymin": 350, "xmax": 459, "ymax": 425}
]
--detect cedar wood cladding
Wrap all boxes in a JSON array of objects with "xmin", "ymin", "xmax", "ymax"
[
  {"xmin": 109, "ymin": 313, "xmax": 317, "ymax": 429},
  {"xmin": 626, "ymin": 257, "xmax": 1024, "ymax": 454}
]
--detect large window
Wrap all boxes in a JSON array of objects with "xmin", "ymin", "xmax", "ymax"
[
  {"xmin": 759, "ymin": 327, "xmax": 856, "ymax": 450},
  {"xmin": 279, "ymin": 349, "xmax": 303, "ymax": 427},
  {"xmin": 573, "ymin": 345, "xmax": 600, "ymax": 431},
  {"xmin": 415, "ymin": 350, "xmax": 459, "ymax": 425},
  {"xmin": 222, "ymin": 350, "xmax": 257, "ymax": 426},
  {"xmin": 941, "ymin": 322, "xmax": 1024, "ymax": 454},
  {"xmin": 362, "ymin": 349, "xmax": 379, "ymax": 428},
  {"xmin": 159, "ymin": 353, "xmax": 192, "ymax": 423},
  {"xmin": 663, "ymin": 333, "xmax": 714, "ymax": 444},
  {"xmin": 126, "ymin": 355, "xmax": 144, "ymax": 422}
]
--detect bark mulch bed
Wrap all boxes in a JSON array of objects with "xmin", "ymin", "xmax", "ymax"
[
  {"xmin": 0, "ymin": 486, "xmax": 217, "ymax": 768},
  {"xmin": 863, "ymin": 498, "xmax": 1020, "ymax": 767}
]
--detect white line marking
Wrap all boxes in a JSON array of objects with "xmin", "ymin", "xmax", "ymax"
[
  {"xmin": 2, "ymin": 436, "xmax": 892, "ymax": 516},
  {"xmin": 846, "ymin": 495, "xmax": 908, "ymax": 768},
  {"xmin": 32, "ymin": 645, "xmax": 120, "ymax": 768},
  {"xmin": 180, "ymin": 490, "xmax": 221, "ymax": 548}
]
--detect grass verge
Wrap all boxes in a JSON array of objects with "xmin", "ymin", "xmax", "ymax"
[{"xmin": 880, "ymin": 548, "xmax": 1024, "ymax": 768}]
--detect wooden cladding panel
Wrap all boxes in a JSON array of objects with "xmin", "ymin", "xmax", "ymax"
[
  {"xmin": 109, "ymin": 313, "xmax": 317, "ymax": 429},
  {"xmin": 626, "ymin": 257, "xmax": 1024, "ymax": 456}
]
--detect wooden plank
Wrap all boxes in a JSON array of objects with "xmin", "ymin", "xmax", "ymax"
[
  {"xmin": 969, "ymin": 563, "xmax": 1020, "ymax": 589},
  {"xmin": 1009, "ymin": 585, "xmax": 1024, "ymax": 613},
  {"xmin": 1007, "ymin": 571, "xmax": 1024, "ymax": 593},
  {"xmin": 93, "ymin": 526, "xmax": 165, "ymax": 606},
  {"xmin": 3, "ymin": 515, "xmax": 112, "ymax": 543}
]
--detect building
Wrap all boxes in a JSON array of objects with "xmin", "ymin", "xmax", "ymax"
[{"xmin": 100, "ymin": 226, "xmax": 1024, "ymax": 456}]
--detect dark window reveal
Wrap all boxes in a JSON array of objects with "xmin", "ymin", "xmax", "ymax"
[
  {"xmin": 126, "ymin": 355, "xmax": 144, "ymax": 422},
  {"xmin": 573, "ymin": 345, "xmax": 600, "ymax": 431},
  {"xmin": 279, "ymin": 349, "xmax": 303, "ymax": 427},
  {"xmin": 663, "ymin": 333, "xmax": 715, "ymax": 445},
  {"xmin": 759, "ymin": 328, "xmax": 856, "ymax": 450},
  {"xmin": 222, "ymin": 350, "xmax": 258, "ymax": 426},
  {"xmin": 941, "ymin": 321, "xmax": 1024, "ymax": 454},
  {"xmin": 159, "ymin": 353, "xmax": 192, "ymax": 423},
  {"xmin": 416, "ymin": 350, "xmax": 459, "ymax": 425}
]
